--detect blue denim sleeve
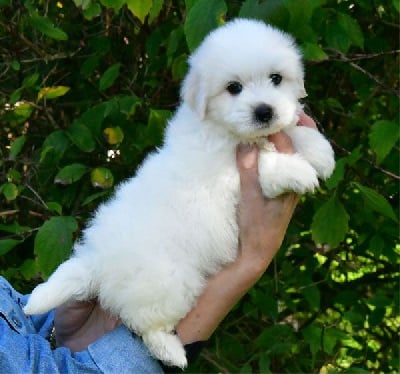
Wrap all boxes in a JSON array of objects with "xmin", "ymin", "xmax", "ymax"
[{"xmin": 0, "ymin": 277, "xmax": 163, "ymax": 374}]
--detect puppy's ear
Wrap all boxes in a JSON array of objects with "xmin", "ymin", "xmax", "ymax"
[
  {"xmin": 297, "ymin": 77, "xmax": 308, "ymax": 99},
  {"xmin": 181, "ymin": 68, "xmax": 207, "ymax": 120}
]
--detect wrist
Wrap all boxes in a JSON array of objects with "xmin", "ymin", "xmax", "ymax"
[{"xmin": 236, "ymin": 242, "xmax": 281, "ymax": 280}]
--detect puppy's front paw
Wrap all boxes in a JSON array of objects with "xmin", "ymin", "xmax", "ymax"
[
  {"xmin": 258, "ymin": 152, "xmax": 319, "ymax": 198},
  {"xmin": 286, "ymin": 126, "xmax": 335, "ymax": 180}
]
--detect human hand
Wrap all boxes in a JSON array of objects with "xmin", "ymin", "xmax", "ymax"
[
  {"xmin": 54, "ymin": 300, "xmax": 120, "ymax": 352},
  {"xmin": 235, "ymin": 112, "xmax": 317, "ymax": 272}
]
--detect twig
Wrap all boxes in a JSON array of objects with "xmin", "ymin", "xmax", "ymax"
[
  {"xmin": 0, "ymin": 210, "xmax": 19, "ymax": 216},
  {"xmin": 200, "ymin": 350, "xmax": 231, "ymax": 374},
  {"xmin": 345, "ymin": 50, "xmax": 400, "ymax": 61},
  {"xmin": 329, "ymin": 138, "xmax": 400, "ymax": 181},
  {"xmin": 24, "ymin": 184, "xmax": 48, "ymax": 209},
  {"xmin": 326, "ymin": 48, "xmax": 400, "ymax": 97}
]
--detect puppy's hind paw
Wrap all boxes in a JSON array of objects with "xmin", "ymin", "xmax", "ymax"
[{"xmin": 142, "ymin": 330, "xmax": 187, "ymax": 369}]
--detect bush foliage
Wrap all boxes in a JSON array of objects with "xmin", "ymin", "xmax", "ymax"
[{"xmin": 0, "ymin": 0, "xmax": 398, "ymax": 372}]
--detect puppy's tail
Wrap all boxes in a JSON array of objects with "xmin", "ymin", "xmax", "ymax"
[
  {"xmin": 142, "ymin": 330, "xmax": 187, "ymax": 369},
  {"xmin": 24, "ymin": 256, "xmax": 94, "ymax": 315}
]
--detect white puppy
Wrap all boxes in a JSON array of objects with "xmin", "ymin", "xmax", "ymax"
[{"xmin": 24, "ymin": 19, "xmax": 335, "ymax": 368}]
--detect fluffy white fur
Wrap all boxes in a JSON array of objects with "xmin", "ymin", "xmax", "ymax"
[{"xmin": 24, "ymin": 19, "xmax": 335, "ymax": 368}]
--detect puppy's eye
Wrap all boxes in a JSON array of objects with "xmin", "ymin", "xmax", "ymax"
[
  {"xmin": 226, "ymin": 81, "xmax": 243, "ymax": 95},
  {"xmin": 270, "ymin": 73, "xmax": 282, "ymax": 86}
]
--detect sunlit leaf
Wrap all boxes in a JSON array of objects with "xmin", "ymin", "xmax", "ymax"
[
  {"xmin": 37, "ymin": 86, "xmax": 70, "ymax": 101},
  {"xmin": 126, "ymin": 0, "xmax": 153, "ymax": 23},
  {"xmin": 91, "ymin": 167, "xmax": 114, "ymax": 189},
  {"xmin": 104, "ymin": 126, "xmax": 124, "ymax": 145}
]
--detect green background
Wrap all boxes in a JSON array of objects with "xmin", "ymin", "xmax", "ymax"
[{"xmin": 0, "ymin": 0, "xmax": 398, "ymax": 372}]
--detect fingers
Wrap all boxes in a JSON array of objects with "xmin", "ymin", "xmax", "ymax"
[
  {"xmin": 236, "ymin": 144, "xmax": 263, "ymax": 199},
  {"xmin": 236, "ymin": 143, "xmax": 258, "ymax": 172},
  {"xmin": 297, "ymin": 111, "xmax": 317, "ymax": 129},
  {"xmin": 268, "ymin": 132, "xmax": 294, "ymax": 154}
]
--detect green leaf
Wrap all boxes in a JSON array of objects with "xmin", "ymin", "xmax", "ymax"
[
  {"xmin": 99, "ymin": 0, "xmax": 125, "ymax": 12},
  {"xmin": 99, "ymin": 63, "xmax": 121, "ymax": 91},
  {"xmin": 54, "ymin": 163, "xmax": 90, "ymax": 185},
  {"xmin": 82, "ymin": 190, "xmax": 110, "ymax": 206},
  {"xmin": 81, "ymin": 55, "xmax": 100, "ymax": 78},
  {"xmin": 239, "ymin": 0, "xmax": 288, "ymax": 26},
  {"xmin": 20, "ymin": 259, "xmax": 39, "ymax": 280},
  {"xmin": 73, "ymin": 0, "xmax": 91, "ymax": 10},
  {"xmin": 11, "ymin": 60, "xmax": 20, "ymax": 71},
  {"xmin": 353, "ymin": 182, "xmax": 397, "ymax": 222},
  {"xmin": 284, "ymin": 0, "xmax": 322, "ymax": 42},
  {"xmin": 254, "ymin": 324, "xmax": 294, "ymax": 348},
  {"xmin": 29, "ymin": 15, "xmax": 68, "ymax": 41},
  {"xmin": 184, "ymin": 0, "xmax": 227, "ymax": 51},
  {"xmin": 0, "ymin": 239, "xmax": 22, "ymax": 256},
  {"xmin": 311, "ymin": 196, "xmax": 349, "ymax": 247},
  {"xmin": 394, "ymin": 0, "xmax": 400, "ymax": 12},
  {"xmin": 46, "ymin": 201, "xmax": 63, "ymax": 215},
  {"xmin": 0, "ymin": 0, "xmax": 11, "ymax": 7},
  {"xmin": 9, "ymin": 135, "xmax": 27, "ymax": 160},
  {"xmin": 37, "ymin": 86, "xmax": 70, "ymax": 101},
  {"xmin": 126, "ymin": 0, "xmax": 153, "ymax": 23},
  {"xmin": 148, "ymin": 0, "xmax": 163, "ymax": 24},
  {"xmin": 22, "ymin": 72, "xmax": 39, "ymax": 88},
  {"xmin": 2, "ymin": 182, "xmax": 19, "ymax": 201},
  {"xmin": 302, "ymin": 284, "xmax": 321, "ymax": 310},
  {"xmin": 325, "ymin": 22, "xmax": 350, "ymax": 53},
  {"xmin": 337, "ymin": 13, "xmax": 364, "ymax": 49},
  {"xmin": 302, "ymin": 324, "xmax": 322, "ymax": 356},
  {"xmin": 323, "ymin": 328, "xmax": 344, "ymax": 354},
  {"xmin": 325, "ymin": 158, "xmax": 346, "ymax": 190},
  {"xmin": 301, "ymin": 43, "xmax": 328, "ymax": 61},
  {"xmin": 83, "ymin": 2, "xmax": 101, "ymax": 20},
  {"xmin": 66, "ymin": 122, "xmax": 96, "ymax": 152},
  {"xmin": 91, "ymin": 167, "xmax": 114, "ymax": 189},
  {"xmin": 368, "ymin": 120, "xmax": 399, "ymax": 164},
  {"xmin": 9, "ymin": 102, "xmax": 34, "ymax": 125},
  {"xmin": 34, "ymin": 216, "xmax": 78, "ymax": 278},
  {"xmin": 40, "ymin": 130, "xmax": 70, "ymax": 164}
]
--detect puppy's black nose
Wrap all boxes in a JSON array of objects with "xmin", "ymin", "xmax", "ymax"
[{"xmin": 254, "ymin": 104, "xmax": 274, "ymax": 124}]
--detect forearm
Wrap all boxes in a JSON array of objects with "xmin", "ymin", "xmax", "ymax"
[{"xmin": 176, "ymin": 243, "xmax": 279, "ymax": 345}]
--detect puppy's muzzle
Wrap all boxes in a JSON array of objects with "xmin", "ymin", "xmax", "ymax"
[{"xmin": 254, "ymin": 103, "xmax": 274, "ymax": 126}]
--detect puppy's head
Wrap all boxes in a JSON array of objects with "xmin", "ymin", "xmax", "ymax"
[{"xmin": 181, "ymin": 19, "xmax": 307, "ymax": 139}]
